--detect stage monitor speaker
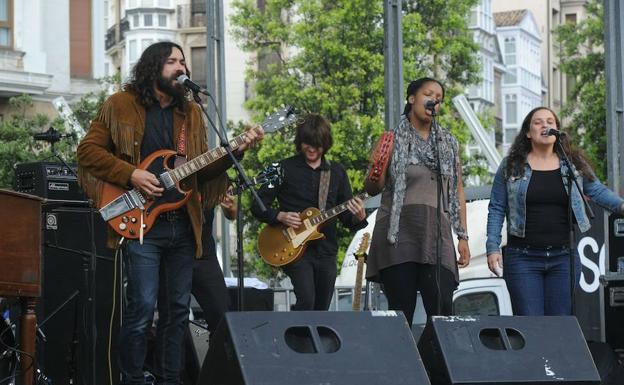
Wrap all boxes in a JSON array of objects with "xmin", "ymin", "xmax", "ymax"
[
  {"xmin": 199, "ymin": 311, "xmax": 430, "ymax": 385},
  {"xmin": 418, "ymin": 316, "xmax": 601, "ymax": 385},
  {"xmin": 39, "ymin": 206, "xmax": 120, "ymax": 385}
]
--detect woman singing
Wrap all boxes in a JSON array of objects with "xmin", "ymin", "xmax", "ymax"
[
  {"xmin": 364, "ymin": 78, "xmax": 471, "ymax": 325},
  {"xmin": 486, "ymin": 107, "xmax": 624, "ymax": 316}
]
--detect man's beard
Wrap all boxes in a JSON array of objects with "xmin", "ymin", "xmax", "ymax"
[{"xmin": 156, "ymin": 72, "xmax": 187, "ymax": 104}]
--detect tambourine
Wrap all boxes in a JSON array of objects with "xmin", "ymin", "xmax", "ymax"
[{"xmin": 368, "ymin": 131, "xmax": 395, "ymax": 182}]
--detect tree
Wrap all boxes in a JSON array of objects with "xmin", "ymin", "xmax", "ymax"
[
  {"xmin": 0, "ymin": 76, "xmax": 115, "ymax": 189},
  {"xmin": 229, "ymin": 0, "xmax": 482, "ymax": 280},
  {"xmin": 555, "ymin": 0, "xmax": 606, "ymax": 180}
]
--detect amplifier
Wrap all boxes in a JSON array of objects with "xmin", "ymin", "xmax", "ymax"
[{"xmin": 14, "ymin": 162, "xmax": 85, "ymax": 201}]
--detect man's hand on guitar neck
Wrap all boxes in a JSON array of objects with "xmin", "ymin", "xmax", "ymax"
[
  {"xmin": 236, "ymin": 125, "xmax": 265, "ymax": 153},
  {"xmin": 347, "ymin": 197, "xmax": 366, "ymax": 222},
  {"xmin": 131, "ymin": 168, "xmax": 164, "ymax": 199},
  {"xmin": 277, "ymin": 211, "xmax": 302, "ymax": 228}
]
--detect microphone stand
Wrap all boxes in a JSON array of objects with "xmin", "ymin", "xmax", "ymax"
[
  {"xmin": 190, "ymin": 91, "xmax": 267, "ymax": 311},
  {"xmin": 555, "ymin": 136, "xmax": 594, "ymax": 315},
  {"xmin": 427, "ymin": 106, "xmax": 446, "ymax": 316}
]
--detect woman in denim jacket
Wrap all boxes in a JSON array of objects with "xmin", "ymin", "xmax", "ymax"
[{"xmin": 486, "ymin": 107, "xmax": 624, "ymax": 316}]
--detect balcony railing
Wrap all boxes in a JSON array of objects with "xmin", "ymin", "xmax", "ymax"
[{"xmin": 105, "ymin": 18, "xmax": 131, "ymax": 50}]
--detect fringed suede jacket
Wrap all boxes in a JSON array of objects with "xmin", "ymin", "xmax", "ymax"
[{"xmin": 77, "ymin": 90, "xmax": 230, "ymax": 256}]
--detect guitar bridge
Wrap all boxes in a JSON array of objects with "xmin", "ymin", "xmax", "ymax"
[{"xmin": 100, "ymin": 189, "xmax": 146, "ymax": 221}]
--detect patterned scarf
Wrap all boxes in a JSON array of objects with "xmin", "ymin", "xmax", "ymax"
[{"xmin": 387, "ymin": 116, "xmax": 467, "ymax": 244}]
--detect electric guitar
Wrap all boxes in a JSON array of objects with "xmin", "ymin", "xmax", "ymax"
[
  {"xmin": 352, "ymin": 232, "xmax": 370, "ymax": 311},
  {"xmin": 258, "ymin": 192, "xmax": 369, "ymax": 267},
  {"xmin": 98, "ymin": 106, "xmax": 297, "ymax": 239}
]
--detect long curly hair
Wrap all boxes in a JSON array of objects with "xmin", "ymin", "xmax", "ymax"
[
  {"xmin": 506, "ymin": 107, "xmax": 594, "ymax": 181},
  {"xmin": 124, "ymin": 41, "xmax": 190, "ymax": 107}
]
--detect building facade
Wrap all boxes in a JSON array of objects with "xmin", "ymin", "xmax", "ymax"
[
  {"xmin": 0, "ymin": 0, "xmax": 106, "ymax": 118},
  {"xmin": 494, "ymin": 9, "xmax": 542, "ymax": 154},
  {"xmin": 104, "ymin": 0, "xmax": 251, "ymax": 123},
  {"xmin": 492, "ymin": 0, "xmax": 590, "ymax": 111}
]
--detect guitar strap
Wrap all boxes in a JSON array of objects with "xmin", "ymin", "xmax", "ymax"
[
  {"xmin": 318, "ymin": 160, "xmax": 331, "ymax": 211},
  {"xmin": 177, "ymin": 122, "xmax": 187, "ymax": 156}
]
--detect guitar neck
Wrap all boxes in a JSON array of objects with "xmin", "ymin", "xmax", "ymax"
[
  {"xmin": 167, "ymin": 132, "xmax": 249, "ymax": 183},
  {"xmin": 309, "ymin": 192, "xmax": 369, "ymax": 226},
  {"xmin": 352, "ymin": 256, "xmax": 365, "ymax": 311}
]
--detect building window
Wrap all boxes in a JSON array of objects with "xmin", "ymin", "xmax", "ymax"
[
  {"xmin": 0, "ymin": 0, "xmax": 12, "ymax": 48},
  {"xmin": 141, "ymin": 38, "xmax": 153, "ymax": 52},
  {"xmin": 191, "ymin": 47, "xmax": 207, "ymax": 87},
  {"xmin": 503, "ymin": 68, "xmax": 517, "ymax": 84},
  {"xmin": 158, "ymin": 14, "xmax": 167, "ymax": 27},
  {"xmin": 504, "ymin": 37, "xmax": 516, "ymax": 65},
  {"xmin": 505, "ymin": 94, "xmax": 517, "ymax": 124},
  {"xmin": 144, "ymin": 14, "xmax": 153, "ymax": 27},
  {"xmin": 128, "ymin": 0, "xmax": 137, "ymax": 8},
  {"xmin": 565, "ymin": 13, "xmax": 577, "ymax": 24},
  {"xmin": 129, "ymin": 39, "xmax": 138, "ymax": 63},
  {"xmin": 141, "ymin": 0, "xmax": 153, "ymax": 6},
  {"xmin": 133, "ymin": 14, "xmax": 139, "ymax": 27},
  {"xmin": 158, "ymin": 0, "xmax": 170, "ymax": 6},
  {"xmin": 505, "ymin": 128, "xmax": 517, "ymax": 144}
]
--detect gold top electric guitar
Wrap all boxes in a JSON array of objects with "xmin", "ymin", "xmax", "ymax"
[{"xmin": 257, "ymin": 192, "xmax": 369, "ymax": 267}]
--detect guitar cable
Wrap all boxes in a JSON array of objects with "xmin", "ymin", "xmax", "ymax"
[{"xmin": 108, "ymin": 237, "xmax": 124, "ymax": 385}]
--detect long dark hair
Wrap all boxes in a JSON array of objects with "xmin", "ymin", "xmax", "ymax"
[
  {"xmin": 402, "ymin": 77, "xmax": 446, "ymax": 115},
  {"xmin": 506, "ymin": 107, "xmax": 594, "ymax": 180},
  {"xmin": 124, "ymin": 41, "xmax": 190, "ymax": 107},
  {"xmin": 294, "ymin": 113, "xmax": 333, "ymax": 153}
]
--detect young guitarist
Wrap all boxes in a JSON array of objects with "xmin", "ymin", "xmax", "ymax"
[
  {"xmin": 251, "ymin": 113, "xmax": 367, "ymax": 311},
  {"xmin": 76, "ymin": 42, "xmax": 262, "ymax": 385}
]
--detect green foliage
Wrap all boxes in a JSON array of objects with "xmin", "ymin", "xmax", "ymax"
[
  {"xmin": 555, "ymin": 0, "xmax": 606, "ymax": 180},
  {"xmin": 0, "ymin": 95, "xmax": 72, "ymax": 188},
  {"xmin": 230, "ymin": 0, "xmax": 481, "ymax": 280},
  {"xmin": 0, "ymin": 76, "xmax": 115, "ymax": 189}
]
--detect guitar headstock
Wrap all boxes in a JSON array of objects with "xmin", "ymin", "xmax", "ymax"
[
  {"xmin": 260, "ymin": 105, "xmax": 298, "ymax": 133},
  {"xmin": 255, "ymin": 162, "xmax": 283, "ymax": 189},
  {"xmin": 354, "ymin": 232, "xmax": 370, "ymax": 259}
]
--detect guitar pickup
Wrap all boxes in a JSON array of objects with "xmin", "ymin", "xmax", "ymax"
[
  {"xmin": 100, "ymin": 189, "xmax": 145, "ymax": 220},
  {"xmin": 160, "ymin": 172, "xmax": 175, "ymax": 189}
]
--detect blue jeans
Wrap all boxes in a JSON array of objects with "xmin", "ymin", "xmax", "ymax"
[
  {"xmin": 503, "ymin": 245, "xmax": 580, "ymax": 316},
  {"xmin": 119, "ymin": 216, "xmax": 195, "ymax": 385}
]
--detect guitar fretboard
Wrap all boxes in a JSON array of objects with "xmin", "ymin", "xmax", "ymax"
[
  {"xmin": 168, "ymin": 133, "xmax": 248, "ymax": 183},
  {"xmin": 309, "ymin": 192, "xmax": 369, "ymax": 225}
]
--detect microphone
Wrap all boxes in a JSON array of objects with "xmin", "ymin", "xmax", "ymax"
[
  {"xmin": 542, "ymin": 127, "xmax": 566, "ymax": 137},
  {"xmin": 33, "ymin": 127, "xmax": 74, "ymax": 143},
  {"xmin": 424, "ymin": 99, "xmax": 440, "ymax": 109},
  {"xmin": 177, "ymin": 74, "xmax": 209, "ymax": 95}
]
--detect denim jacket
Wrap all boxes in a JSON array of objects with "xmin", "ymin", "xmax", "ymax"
[{"xmin": 486, "ymin": 157, "xmax": 624, "ymax": 255}]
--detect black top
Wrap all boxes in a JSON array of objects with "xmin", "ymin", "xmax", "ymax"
[
  {"xmin": 251, "ymin": 154, "xmax": 367, "ymax": 258},
  {"xmin": 201, "ymin": 208, "xmax": 217, "ymax": 259},
  {"xmin": 141, "ymin": 102, "xmax": 175, "ymax": 159},
  {"xmin": 508, "ymin": 168, "xmax": 569, "ymax": 248}
]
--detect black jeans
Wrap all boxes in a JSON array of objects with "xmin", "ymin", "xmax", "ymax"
[
  {"xmin": 191, "ymin": 254, "xmax": 228, "ymax": 332},
  {"xmin": 379, "ymin": 262, "xmax": 457, "ymax": 325},
  {"xmin": 282, "ymin": 251, "xmax": 337, "ymax": 311}
]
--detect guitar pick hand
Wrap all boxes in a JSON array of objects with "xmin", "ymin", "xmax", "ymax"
[
  {"xmin": 277, "ymin": 211, "xmax": 302, "ymax": 228},
  {"xmin": 131, "ymin": 169, "xmax": 163, "ymax": 198}
]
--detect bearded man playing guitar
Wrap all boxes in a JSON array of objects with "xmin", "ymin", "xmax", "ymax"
[
  {"xmin": 251, "ymin": 114, "xmax": 366, "ymax": 311},
  {"xmin": 77, "ymin": 42, "xmax": 261, "ymax": 385}
]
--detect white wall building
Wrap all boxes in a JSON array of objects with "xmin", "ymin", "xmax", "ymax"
[
  {"xmin": 494, "ymin": 10, "xmax": 542, "ymax": 154},
  {"xmin": 0, "ymin": 0, "xmax": 106, "ymax": 116}
]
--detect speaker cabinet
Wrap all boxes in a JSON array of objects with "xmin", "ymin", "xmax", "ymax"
[
  {"xmin": 418, "ymin": 316, "xmax": 600, "ymax": 385},
  {"xmin": 199, "ymin": 311, "xmax": 430, "ymax": 385},
  {"xmin": 39, "ymin": 206, "xmax": 120, "ymax": 385}
]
